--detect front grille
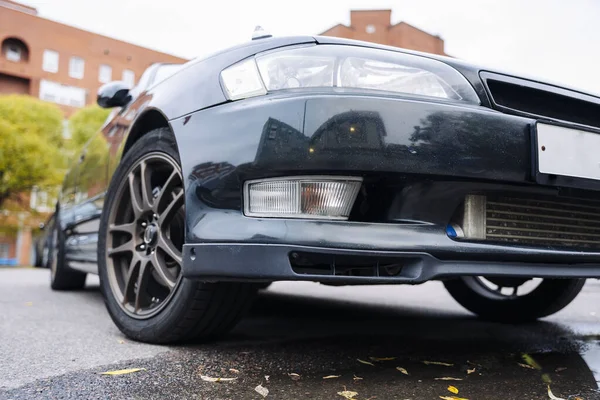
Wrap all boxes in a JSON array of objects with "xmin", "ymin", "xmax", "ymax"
[
  {"xmin": 481, "ymin": 72, "xmax": 600, "ymax": 129},
  {"xmin": 485, "ymin": 195, "xmax": 600, "ymax": 250}
]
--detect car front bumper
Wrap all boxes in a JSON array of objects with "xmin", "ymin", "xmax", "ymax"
[{"xmin": 171, "ymin": 92, "xmax": 600, "ymax": 282}]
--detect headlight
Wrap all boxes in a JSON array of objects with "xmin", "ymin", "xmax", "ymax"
[{"xmin": 220, "ymin": 45, "xmax": 479, "ymax": 103}]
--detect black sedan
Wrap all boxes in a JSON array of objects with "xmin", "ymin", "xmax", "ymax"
[{"xmin": 50, "ymin": 34, "xmax": 600, "ymax": 343}]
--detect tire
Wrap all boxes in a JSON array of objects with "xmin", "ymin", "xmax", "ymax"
[
  {"xmin": 98, "ymin": 128, "xmax": 258, "ymax": 344},
  {"xmin": 444, "ymin": 277, "xmax": 585, "ymax": 322},
  {"xmin": 50, "ymin": 214, "xmax": 87, "ymax": 290}
]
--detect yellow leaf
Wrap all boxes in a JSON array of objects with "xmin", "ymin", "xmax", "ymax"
[
  {"xmin": 117, "ymin": 340, "xmax": 125, "ymax": 344},
  {"xmin": 547, "ymin": 385, "xmax": 566, "ymax": 400},
  {"xmin": 517, "ymin": 363, "xmax": 536, "ymax": 370},
  {"xmin": 24, "ymin": 302, "xmax": 33, "ymax": 306},
  {"xmin": 542, "ymin": 373, "xmax": 552, "ymax": 384},
  {"xmin": 439, "ymin": 397, "xmax": 469, "ymax": 400},
  {"xmin": 521, "ymin": 354, "xmax": 541, "ymax": 370},
  {"xmin": 357, "ymin": 358, "xmax": 375, "ymax": 366},
  {"xmin": 323, "ymin": 375, "xmax": 341, "ymax": 379},
  {"xmin": 338, "ymin": 390, "xmax": 359, "ymax": 399},
  {"xmin": 466, "ymin": 368, "xmax": 476, "ymax": 375},
  {"xmin": 435, "ymin": 377, "xmax": 463, "ymax": 381},
  {"xmin": 423, "ymin": 361, "xmax": 454, "ymax": 367},
  {"xmin": 369, "ymin": 356, "xmax": 396, "ymax": 361},
  {"xmin": 255, "ymin": 384, "xmax": 269, "ymax": 398},
  {"xmin": 200, "ymin": 375, "xmax": 237, "ymax": 382},
  {"xmin": 353, "ymin": 375, "xmax": 363, "ymax": 381},
  {"xmin": 396, "ymin": 367, "xmax": 409, "ymax": 375},
  {"xmin": 448, "ymin": 385, "xmax": 459, "ymax": 394},
  {"xmin": 100, "ymin": 368, "xmax": 146, "ymax": 376},
  {"xmin": 229, "ymin": 368, "xmax": 240, "ymax": 374}
]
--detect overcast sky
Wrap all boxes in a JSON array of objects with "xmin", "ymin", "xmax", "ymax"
[{"xmin": 20, "ymin": 0, "xmax": 600, "ymax": 95}]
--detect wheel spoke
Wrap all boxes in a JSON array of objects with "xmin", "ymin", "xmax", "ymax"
[
  {"xmin": 153, "ymin": 170, "xmax": 180, "ymax": 213},
  {"xmin": 122, "ymin": 256, "xmax": 140, "ymax": 305},
  {"xmin": 139, "ymin": 160, "xmax": 154, "ymax": 210},
  {"xmin": 134, "ymin": 261, "xmax": 151, "ymax": 312},
  {"xmin": 158, "ymin": 235, "xmax": 182, "ymax": 265},
  {"xmin": 108, "ymin": 240, "xmax": 135, "ymax": 257},
  {"xmin": 158, "ymin": 190, "xmax": 184, "ymax": 227},
  {"xmin": 149, "ymin": 252, "xmax": 176, "ymax": 289},
  {"xmin": 109, "ymin": 222, "xmax": 137, "ymax": 236},
  {"xmin": 127, "ymin": 172, "xmax": 144, "ymax": 217}
]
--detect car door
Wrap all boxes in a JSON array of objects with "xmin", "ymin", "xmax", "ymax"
[{"xmin": 66, "ymin": 118, "xmax": 112, "ymax": 273}]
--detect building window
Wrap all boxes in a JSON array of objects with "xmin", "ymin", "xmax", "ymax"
[
  {"xmin": 99, "ymin": 64, "xmax": 112, "ymax": 83},
  {"xmin": 0, "ymin": 243, "xmax": 9, "ymax": 260},
  {"xmin": 2, "ymin": 37, "xmax": 29, "ymax": 63},
  {"xmin": 42, "ymin": 50, "xmax": 59, "ymax": 73},
  {"xmin": 39, "ymin": 79, "xmax": 86, "ymax": 108},
  {"xmin": 30, "ymin": 186, "xmax": 53, "ymax": 213},
  {"xmin": 366, "ymin": 24, "xmax": 376, "ymax": 34},
  {"xmin": 6, "ymin": 44, "xmax": 21, "ymax": 62},
  {"xmin": 69, "ymin": 56, "xmax": 85, "ymax": 79},
  {"xmin": 122, "ymin": 69, "xmax": 135, "ymax": 87}
]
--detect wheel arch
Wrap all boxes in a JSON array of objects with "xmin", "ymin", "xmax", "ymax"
[{"xmin": 122, "ymin": 108, "xmax": 173, "ymax": 157}]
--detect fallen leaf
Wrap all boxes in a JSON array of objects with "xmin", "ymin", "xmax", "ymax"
[
  {"xmin": 200, "ymin": 375, "xmax": 237, "ymax": 382},
  {"xmin": 264, "ymin": 375, "xmax": 270, "ymax": 382},
  {"xmin": 435, "ymin": 377, "xmax": 463, "ymax": 381},
  {"xmin": 439, "ymin": 397, "xmax": 469, "ymax": 400},
  {"xmin": 24, "ymin": 302, "xmax": 33, "ymax": 306},
  {"xmin": 542, "ymin": 373, "xmax": 552, "ymax": 384},
  {"xmin": 117, "ymin": 340, "xmax": 125, "ymax": 344},
  {"xmin": 337, "ymin": 390, "xmax": 359, "ymax": 399},
  {"xmin": 100, "ymin": 368, "xmax": 146, "ymax": 376},
  {"xmin": 517, "ymin": 363, "xmax": 536, "ymax": 370},
  {"xmin": 466, "ymin": 368, "xmax": 476, "ymax": 375},
  {"xmin": 369, "ymin": 356, "xmax": 396, "ymax": 362},
  {"xmin": 288, "ymin": 373, "xmax": 301, "ymax": 381},
  {"xmin": 547, "ymin": 385, "xmax": 566, "ymax": 400},
  {"xmin": 229, "ymin": 368, "xmax": 239, "ymax": 374},
  {"xmin": 323, "ymin": 375, "xmax": 342, "ymax": 379},
  {"xmin": 353, "ymin": 375, "xmax": 363, "ymax": 381},
  {"xmin": 396, "ymin": 367, "xmax": 409, "ymax": 375},
  {"xmin": 255, "ymin": 384, "xmax": 269, "ymax": 398},
  {"xmin": 423, "ymin": 361, "xmax": 454, "ymax": 367},
  {"xmin": 358, "ymin": 359, "xmax": 375, "ymax": 366},
  {"xmin": 521, "ymin": 354, "xmax": 542, "ymax": 370},
  {"xmin": 554, "ymin": 367, "xmax": 567, "ymax": 373},
  {"xmin": 448, "ymin": 385, "xmax": 459, "ymax": 394}
]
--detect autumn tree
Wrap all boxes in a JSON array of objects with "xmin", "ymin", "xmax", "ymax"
[{"xmin": 0, "ymin": 95, "xmax": 65, "ymax": 209}]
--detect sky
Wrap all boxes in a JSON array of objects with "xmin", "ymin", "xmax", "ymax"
[{"xmin": 19, "ymin": 0, "xmax": 600, "ymax": 95}]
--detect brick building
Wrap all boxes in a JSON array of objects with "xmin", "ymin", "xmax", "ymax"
[
  {"xmin": 0, "ymin": 0, "xmax": 186, "ymax": 116},
  {"xmin": 0, "ymin": 0, "xmax": 187, "ymax": 265},
  {"xmin": 320, "ymin": 10, "xmax": 446, "ymax": 56}
]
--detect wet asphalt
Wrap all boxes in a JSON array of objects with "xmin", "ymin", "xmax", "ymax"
[{"xmin": 1, "ymin": 268, "xmax": 600, "ymax": 400}]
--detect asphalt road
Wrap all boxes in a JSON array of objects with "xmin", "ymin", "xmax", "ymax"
[{"xmin": 2, "ymin": 268, "xmax": 600, "ymax": 400}]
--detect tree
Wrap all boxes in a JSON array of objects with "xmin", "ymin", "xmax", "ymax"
[
  {"xmin": 68, "ymin": 105, "xmax": 111, "ymax": 151},
  {"xmin": 0, "ymin": 96, "xmax": 65, "ymax": 209}
]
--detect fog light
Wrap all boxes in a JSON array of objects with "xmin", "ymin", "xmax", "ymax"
[{"xmin": 244, "ymin": 176, "xmax": 362, "ymax": 219}]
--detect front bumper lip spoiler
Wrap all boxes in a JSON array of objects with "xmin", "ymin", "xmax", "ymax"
[{"xmin": 182, "ymin": 243, "xmax": 600, "ymax": 283}]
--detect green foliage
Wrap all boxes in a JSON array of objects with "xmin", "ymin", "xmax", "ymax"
[
  {"xmin": 69, "ymin": 105, "xmax": 111, "ymax": 151},
  {"xmin": 0, "ymin": 118, "xmax": 63, "ymax": 207},
  {"xmin": 0, "ymin": 95, "xmax": 64, "ymax": 147}
]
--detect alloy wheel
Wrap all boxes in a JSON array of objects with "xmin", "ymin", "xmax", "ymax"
[
  {"xmin": 106, "ymin": 152, "xmax": 185, "ymax": 319},
  {"xmin": 462, "ymin": 276, "xmax": 543, "ymax": 300}
]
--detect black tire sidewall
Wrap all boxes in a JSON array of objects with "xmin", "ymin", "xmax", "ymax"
[{"xmin": 98, "ymin": 128, "xmax": 202, "ymax": 342}]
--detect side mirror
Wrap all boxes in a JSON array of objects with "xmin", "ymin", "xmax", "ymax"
[{"xmin": 97, "ymin": 81, "xmax": 132, "ymax": 108}]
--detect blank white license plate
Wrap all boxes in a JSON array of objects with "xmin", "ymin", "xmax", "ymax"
[{"xmin": 537, "ymin": 123, "xmax": 600, "ymax": 181}]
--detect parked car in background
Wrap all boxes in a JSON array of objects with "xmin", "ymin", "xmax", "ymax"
[
  {"xmin": 49, "ymin": 35, "xmax": 600, "ymax": 344},
  {"xmin": 32, "ymin": 214, "xmax": 55, "ymax": 268}
]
